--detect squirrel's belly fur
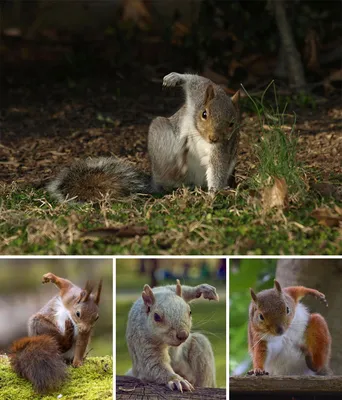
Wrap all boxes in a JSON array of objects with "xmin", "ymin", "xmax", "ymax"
[
  {"xmin": 54, "ymin": 296, "xmax": 78, "ymax": 359},
  {"xmin": 264, "ymin": 303, "xmax": 314, "ymax": 375},
  {"xmin": 182, "ymin": 123, "xmax": 210, "ymax": 187},
  {"xmin": 47, "ymin": 157, "xmax": 151, "ymax": 202}
]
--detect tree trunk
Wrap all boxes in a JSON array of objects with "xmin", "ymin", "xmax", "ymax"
[
  {"xmin": 276, "ymin": 259, "xmax": 342, "ymax": 374},
  {"xmin": 271, "ymin": 0, "xmax": 307, "ymax": 90}
]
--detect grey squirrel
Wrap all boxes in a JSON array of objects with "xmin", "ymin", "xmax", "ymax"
[
  {"xmin": 47, "ymin": 72, "xmax": 240, "ymax": 202},
  {"xmin": 126, "ymin": 279, "xmax": 218, "ymax": 392},
  {"xmin": 248, "ymin": 280, "xmax": 332, "ymax": 376},
  {"xmin": 9, "ymin": 272, "xmax": 102, "ymax": 394}
]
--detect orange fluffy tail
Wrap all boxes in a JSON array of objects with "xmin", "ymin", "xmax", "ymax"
[{"xmin": 10, "ymin": 335, "xmax": 68, "ymax": 394}]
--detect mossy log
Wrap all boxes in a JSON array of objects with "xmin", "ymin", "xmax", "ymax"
[
  {"xmin": 116, "ymin": 375, "xmax": 226, "ymax": 399},
  {"xmin": 0, "ymin": 355, "xmax": 113, "ymax": 400}
]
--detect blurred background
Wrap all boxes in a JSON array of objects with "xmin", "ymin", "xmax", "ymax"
[
  {"xmin": 0, "ymin": 258, "xmax": 113, "ymax": 357},
  {"xmin": 230, "ymin": 258, "xmax": 342, "ymax": 376},
  {"xmin": 1, "ymin": 0, "xmax": 341, "ymax": 96},
  {"xmin": 116, "ymin": 258, "xmax": 227, "ymax": 387}
]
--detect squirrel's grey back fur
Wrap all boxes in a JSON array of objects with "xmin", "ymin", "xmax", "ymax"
[{"xmin": 47, "ymin": 157, "xmax": 151, "ymax": 202}]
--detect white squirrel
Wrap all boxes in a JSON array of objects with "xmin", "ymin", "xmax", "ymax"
[
  {"xmin": 47, "ymin": 72, "xmax": 240, "ymax": 202},
  {"xmin": 125, "ymin": 279, "xmax": 219, "ymax": 392}
]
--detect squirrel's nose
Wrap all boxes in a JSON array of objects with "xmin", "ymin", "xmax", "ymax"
[
  {"xmin": 209, "ymin": 135, "xmax": 218, "ymax": 143},
  {"xmin": 176, "ymin": 330, "xmax": 189, "ymax": 342},
  {"xmin": 276, "ymin": 326, "xmax": 284, "ymax": 335}
]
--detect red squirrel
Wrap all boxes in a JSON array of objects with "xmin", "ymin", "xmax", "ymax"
[
  {"xmin": 9, "ymin": 272, "xmax": 102, "ymax": 394},
  {"xmin": 248, "ymin": 280, "xmax": 332, "ymax": 376}
]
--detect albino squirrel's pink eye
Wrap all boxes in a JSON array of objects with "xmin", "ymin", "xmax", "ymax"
[{"xmin": 154, "ymin": 313, "xmax": 162, "ymax": 322}]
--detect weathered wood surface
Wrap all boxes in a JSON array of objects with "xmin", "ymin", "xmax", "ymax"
[
  {"xmin": 230, "ymin": 376, "xmax": 342, "ymax": 393},
  {"xmin": 116, "ymin": 376, "xmax": 226, "ymax": 399}
]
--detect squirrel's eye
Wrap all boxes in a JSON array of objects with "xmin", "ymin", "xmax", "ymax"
[
  {"xmin": 76, "ymin": 311, "xmax": 81, "ymax": 318},
  {"xmin": 189, "ymin": 310, "xmax": 192, "ymax": 316},
  {"xmin": 154, "ymin": 313, "xmax": 162, "ymax": 322},
  {"xmin": 202, "ymin": 110, "xmax": 207, "ymax": 119},
  {"xmin": 286, "ymin": 307, "xmax": 290, "ymax": 314},
  {"xmin": 229, "ymin": 122, "xmax": 234, "ymax": 128},
  {"xmin": 95, "ymin": 315, "xmax": 99, "ymax": 321},
  {"xmin": 259, "ymin": 313, "xmax": 264, "ymax": 321}
]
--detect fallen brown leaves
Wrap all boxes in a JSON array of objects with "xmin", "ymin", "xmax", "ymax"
[
  {"xmin": 311, "ymin": 206, "xmax": 342, "ymax": 228},
  {"xmin": 262, "ymin": 177, "xmax": 289, "ymax": 212}
]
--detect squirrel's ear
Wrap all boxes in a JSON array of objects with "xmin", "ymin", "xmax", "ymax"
[
  {"xmin": 94, "ymin": 279, "xmax": 102, "ymax": 305},
  {"xmin": 77, "ymin": 281, "xmax": 94, "ymax": 303},
  {"xmin": 250, "ymin": 288, "xmax": 258, "ymax": 303},
  {"xmin": 274, "ymin": 280, "xmax": 282, "ymax": 293},
  {"xmin": 176, "ymin": 279, "xmax": 182, "ymax": 297},
  {"xmin": 204, "ymin": 84, "xmax": 215, "ymax": 104},
  {"xmin": 142, "ymin": 284, "xmax": 155, "ymax": 308},
  {"xmin": 231, "ymin": 90, "xmax": 240, "ymax": 110}
]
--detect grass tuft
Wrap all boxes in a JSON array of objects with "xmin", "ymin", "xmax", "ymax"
[{"xmin": 242, "ymin": 81, "xmax": 306, "ymax": 201}]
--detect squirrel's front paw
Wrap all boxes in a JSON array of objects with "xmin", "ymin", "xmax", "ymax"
[
  {"xmin": 42, "ymin": 272, "xmax": 55, "ymax": 284},
  {"xmin": 163, "ymin": 72, "xmax": 182, "ymax": 87},
  {"xmin": 72, "ymin": 359, "xmax": 83, "ymax": 368},
  {"xmin": 247, "ymin": 369, "xmax": 269, "ymax": 376},
  {"xmin": 167, "ymin": 374, "xmax": 194, "ymax": 392},
  {"xmin": 196, "ymin": 284, "xmax": 219, "ymax": 301}
]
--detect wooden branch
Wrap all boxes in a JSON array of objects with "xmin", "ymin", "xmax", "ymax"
[
  {"xmin": 116, "ymin": 376, "xmax": 226, "ymax": 399},
  {"xmin": 230, "ymin": 376, "xmax": 342, "ymax": 393}
]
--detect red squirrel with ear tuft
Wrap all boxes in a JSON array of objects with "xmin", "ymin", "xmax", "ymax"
[
  {"xmin": 9, "ymin": 272, "xmax": 102, "ymax": 394},
  {"xmin": 248, "ymin": 280, "xmax": 332, "ymax": 376}
]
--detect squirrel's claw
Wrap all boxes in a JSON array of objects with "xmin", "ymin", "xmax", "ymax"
[
  {"xmin": 167, "ymin": 377, "xmax": 194, "ymax": 392},
  {"xmin": 196, "ymin": 284, "xmax": 219, "ymax": 301},
  {"xmin": 247, "ymin": 368, "xmax": 269, "ymax": 376}
]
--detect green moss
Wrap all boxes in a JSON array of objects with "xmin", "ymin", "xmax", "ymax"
[{"xmin": 0, "ymin": 355, "xmax": 113, "ymax": 400}]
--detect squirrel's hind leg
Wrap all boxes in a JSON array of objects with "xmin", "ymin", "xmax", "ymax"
[
  {"xmin": 183, "ymin": 333, "xmax": 216, "ymax": 387},
  {"xmin": 284, "ymin": 286, "xmax": 328, "ymax": 306},
  {"xmin": 169, "ymin": 283, "xmax": 219, "ymax": 303},
  {"xmin": 28, "ymin": 314, "xmax": 74, "ymax": 353},
  {"xmin": 42, "ymin": 273, "xmax": 74, "ymax": 296},
  {"xmin": 148, "ymin": 117, "xmax": 188, "ymax": 190},
  {"xmin": 302, "ymin": 313, "xmax": 332, "ymax": 375}
]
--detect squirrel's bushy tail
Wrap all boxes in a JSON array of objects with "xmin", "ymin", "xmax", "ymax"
[
  {"xmin": 10, "ymin": 335, "xmax": 68, "ymax": 394},
  {"xmin": 47, "ymin": 157, "xmax": 151, "ymax": 202}
]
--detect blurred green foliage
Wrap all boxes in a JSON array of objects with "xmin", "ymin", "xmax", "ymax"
[
  {"xmin": 116, "ymin": 258, "xmax": 226, "ymax": 290},
  {"xmin": 116, "ymin": 259, "xmax": 226, "ymax": 387},
  {"xmin": 229, "ymin": 259, "xmax": 277, "ymax": 375}
]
